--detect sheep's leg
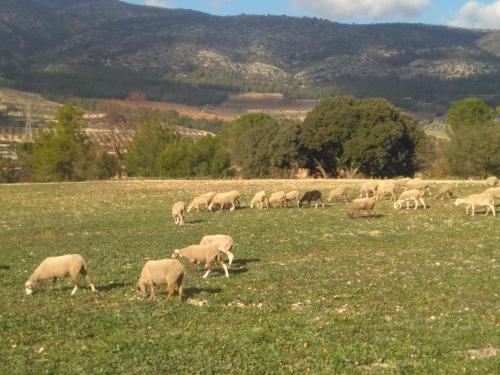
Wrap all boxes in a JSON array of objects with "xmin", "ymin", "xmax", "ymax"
[
  {"xmin": 414, "ymin": 199, "xmax": 418, "ymax": 210},
  {"xmin": 178, "ymin": 285, "xmax": 184, "ymax": 302},
  {"xmin": 471, "ymin": 205, "xmax": 475, "ymax": 216},
  {"xmin": 150, "ymin": 285, "xmax": 157, "ymax": 302},
  {"xmin": 202, "ymin": 268, "xmax": 211, "ymax": 278},
  {"xmin": 230, "ymin": 202, "xmax": 235, "ymax": 211},
  {"xmin": 167, "ymin": 284, "xmax": 175, "ymax": 300},
  {"xmin": 221, "ymin": 262, "xmax": 229, "ymax": 278},
  {"xmin": 492, "ymin": 205, "xmax": 496, "ymax": 217},
  {"xmin": 420, "ymin": 198, "xmax": 426, "ymax": 209},
  {"xmin": 406, "ymin": 201, "xmax": 410, "ymax": 210}
]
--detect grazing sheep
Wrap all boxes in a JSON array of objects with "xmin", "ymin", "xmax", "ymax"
[
  {"xmin": 208, "ymin": 191, "xmax": 240, "ymax": 212},
  {"xmin": 285, "ymin": 190, "xmax": 300, "ymax": 208},
  {"xmin": 25, "ymin": 254, "xmax": 97, "ymax": 296},
  {"xmin": 348, "ymin": 197, "xmax": 376, "ymax": 217},
  {"xmin": 455, "ymin": 193, "xmax": 496, "ymax": 216},
  {"xmin": 269, "ymin": 191, "xmax": 286, "ymax": 208},
  {"xmin": 405, "ymin": 179, "xmax": 432, "ymax": 195},
  {"xmin": 376, "ymin": 181, "xmax": 396, "ymax": 201},
  {"xmin": 328, "ymin": 186, "xmax": 348, "ymax": 203},
  {"xmin": 136, "ymin": 259, "xmax": 184, "ymax": 302},
  {"xmin": 360, "ymin": 181, "xmax": 378, "ymax": 198},
  {"xmin": 200, "ymin": 235, "xmax": 234, "ymax": 266},
  {"xmin": 300, "ymin": 190, "xmax": 325, "ymax": 208},
  {"xmin": 484, "ymin": 187, "xmax": 500, "ymax": 200},
  {"xmin": 187, "ymin": 192, "xmax": 216, "ymax": 213},
  {"xmin": 394, "ymin": 177, "xmax": 411, "ymax": 191},
  {"xmin": 394, "ymin": 189, "xmax": 427, "ymax": 210},
  {"xmin": 250, "ymin": 191, "xmax": 268, "ymax": 210},
  {"xmin": 172, "ymin": 201, "xmax": 185, "ymax": 225},
  {"xmin": 172, "ymin": 244, "xmax": 229, "ymax": 278},
  {"xmin": 436, "ymin": 185, "xmax": 453, "ymax": 200},
  {"xmin": 486, "ymin": 176, "xmax": 499, "ymax": 187}
]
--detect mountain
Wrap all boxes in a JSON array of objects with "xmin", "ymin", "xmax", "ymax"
[{"xmin": 1, "ymin": 0, "xmax": 500, "ymax": 114}]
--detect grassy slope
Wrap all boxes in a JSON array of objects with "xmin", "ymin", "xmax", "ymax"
[{"xmin": 0, "ymin": 180, "xmax": 498, "ymax": 374}]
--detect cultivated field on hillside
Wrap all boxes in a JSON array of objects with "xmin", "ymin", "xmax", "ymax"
[{"xmin": 0, "ymin": 180, "xmax": 498, "ymax": 374}]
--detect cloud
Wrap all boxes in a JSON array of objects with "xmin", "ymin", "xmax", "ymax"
[
  {"xmin": 450, "ymin": 1, "xmax": 500, "ymax": 29},
  {"xmin": 292, "ymin": 0, "xmax": 429, "ymax": 20},
  {"xmin": 144, "ymin": 0, "xmax": 173, "ymax": 8}
]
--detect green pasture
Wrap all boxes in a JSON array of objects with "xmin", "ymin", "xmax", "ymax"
[{"xmin": 0, "ymin": 180, "xmax": 498, "ymax": 374}]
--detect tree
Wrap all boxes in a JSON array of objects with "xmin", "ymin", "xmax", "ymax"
[
  {"xmin": 446, "ymin": 98, "xmax": 500, "ymax": 177},
  {"xmin": 29, "ymin": 104, "xmax": 95, "ymax": 182}
]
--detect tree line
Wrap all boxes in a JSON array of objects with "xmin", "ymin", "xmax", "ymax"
[{"xmin": 1, "ymin": 96, "xmax": 499, "ymax": 183}]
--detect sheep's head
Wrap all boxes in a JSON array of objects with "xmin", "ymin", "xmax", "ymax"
[
  {"xmin": 454, "ymin": 199, "xmax": 463, "ymax": 206},
  {"xmin": 24, "ymin": 281, "xmax": 33, "ymax": 295},
  {"xmin": 136, "ymin": 282, "xmax": 147, "ymax": 298},
  {"xmin": 171, "ymin": 249, "xmax": 180, "ymax": 259},
  {"xmin": 393, "ymin": 201, "xmax": 400, "ymax": 209}
]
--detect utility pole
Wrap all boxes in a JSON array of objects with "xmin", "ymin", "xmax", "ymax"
[{"xmin": 25, "ymin": 102, "xmax": 33, "ymax": 142}]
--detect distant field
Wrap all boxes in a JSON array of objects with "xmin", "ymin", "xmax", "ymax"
[{"xmin": 0, "ymin": 180, "xmax": 498, "ymax": 374}]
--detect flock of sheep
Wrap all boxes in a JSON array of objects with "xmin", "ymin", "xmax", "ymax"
[{"xmin": 24, "ymin": 176, "xmax": 499, "ymax": 302}]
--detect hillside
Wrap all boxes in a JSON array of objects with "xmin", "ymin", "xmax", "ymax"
[{"xmin": 1, "ymin": 0, "xmax": 500, "ymax": 114}]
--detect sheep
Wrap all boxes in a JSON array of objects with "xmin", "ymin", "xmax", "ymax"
[
  {"xmin": 405, "ymin": 179, "xmax": 432, "ymax": 195},
  {"xmin": 359, "ymin": 180, "xmax": 378, "ymax": 198},
  {"xmin": 394, "ymin": 177, "xmax": 411, "ymax": 191},
  {"xmin": 136, "ymin": 259, "xmax": 184, "ymax": 302},
  {"xmin": 24, "ymin": 254, "xmax": 97, "ymax": 296},
  {"xmin": 187, "ymin": 192, "xmax": 216, "ymax": 213},
  {"xmin": 250, "ymin": 191, "xmax": 268, "ymax": 210},
  {"xmin": 171, "ymin": 201, "xmax": 185, "ymax": 225},
  {"xmin": 376, "ymin": 181, "xmax": 396, "ymax": 201},
  {"xmin": 455, "ymin": 193, "xmax": 496, "ymax": 216},
  {"xmin": 484, "ymin": 187, "xmax": 500, "ymax": 200},
  {"xmin": 328, "ymin": 186, "xmax": 348, "ymax": 203},
  {"xmin": 269, "ymin": 191, "xmax": 286, "ymax": 208},
  {"xmin": 348, "ymin": 197, "xmax": 376, "ymax": 218},
  {"xmin": 436, "ymin": 185, "xmax": 453, "ymax": 200},
  {"xmin": 172, "ymin": 244, "xmax": 229, "ymax": 278},
  {"xmin": 208, "ymin": 191, "xmax": 240, "ymax": 212},
  {"xmin": 200, "ymin": 234, "xmax": 234, "ymax": 266},
  {"xmin": 300, "ymin": 190, "xmax": 325, "ymax": 208},
  {"xmin": 486, "ymin": 176, "xmax": 499, "ymax": 187},
  {"xmin": 394, "ymin": 189, "xmax": 427, "ymax": 210},
  {"xmin": 285, "ymin": 190, "xmax": 300, "ymax": 208}
]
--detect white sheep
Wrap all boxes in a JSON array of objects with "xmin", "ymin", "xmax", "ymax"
[
  {"xmin": 208, "ymin": 191, "xmax": 240, "ymax": 212},
  {"xmin": 328, "ymin": 186, "xmax": 348, "ymax": 203},
  {"xmin": 269, "ymin": 191, "xmax": 286, "ymax": 208},
  {"xmin": 359, "ymin": 181, "xmax": 378, "ymax": 198},
  {"xmin": 394, "ymin": 189, "xmax": 426, "ymax": 210},
  {"xmin": 200, "ymin": 234, "xmax": 234, "ymax": 266},
  {"xmin": 376, "ymin": 181, "xmax": 396, "ymax": 201},
  {"xmin": 394, "ymin": 177, "xmax": 411, "ymax": 190},
  {"xmin": 250, "ymin": 191, "xmax": 268, "ymax": 210},
  {"xmin": 172, "ymin": 201, "xmax": 185, "ymax": 225},
  {"xmin": 136, "ymin": 259, "xmax": 184, "ymax": 302},
  {"xmin": 172, "ymin": 244, "xmax": 229, "ymax": 278},
  {"xmin": 484, "ymin": 187, "xmax": 500, "ymax": 200},
  {"xmin": 405, "ymin": 179, "xmax": 432, "ymax": 195},
  {"xmin": 348, "ymin": 197, "xmax": 376, "ymax": 217},
  {"xmin": 285, "ymin": 190, "xmax": 300, "ymax": 207},
  {"xmin": 25, "ymin": 254, "xmax": 97, "ymax": 295},
  {"xmin": 187, "ymin": 192, "xmax": 216, "ymax": 213},
  {"xmin": 486, "ymin": 176, "xmax": 499, "ymax": 187},
  {"xmin": 455, "ymin": 193, "xmax": 496, "ymax": 216}
]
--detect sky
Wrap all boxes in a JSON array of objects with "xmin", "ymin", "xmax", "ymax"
[{"xmin": 126, "ymin": 0, "xmax": 500, "ymax": 29}]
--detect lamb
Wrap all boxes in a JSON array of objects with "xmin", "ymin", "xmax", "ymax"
[
  {"xmin": 455, "ymin": 193, "xmax": 496, "ymax": 216},
  {"xmin": 208, "ymin": 191, "xmax": 240, "ymax": 212},
  {"xmin": 200, "ymin": 234, "xmax": 234, "ymax": 266},
  {"xmin": 250, "ymin": 191, "xmax": 268, "ymax": 210},
  {"xmin": 187, "ymin": 192, "xmax": 216, "ymax": 213},
  {"xmin": 436, "ymin": 185, "xmax": 453, "ymax": 200},
  {"xmin": 171, "ymin": 201, "xmax": 185, "ymax": 225},
  {"xmin": 300, "ymin": 190, "xmax": 325, "ymax": 208},
  {"xmin": 285, "ymin": 190, "xmax": 300, "ymax": 207},
  {"xmin": 24, "ymin": 254, "xmax": 97, "ymax": 295},
  {"xmin": 405, "ymin": 179, "xmax": 432, "ymax": 195},
  {"xmin": 172, "ymin": 244, "xmax": 229, "ymax": 278},
  {"xmin": 136, "ymin": 259, "xmax": 184, "ymax": 302},
  {"xmin": 394, "ymin": 189, "xmax": 427, "ymax": 210},
  {"xmin": 348, "ymin": 197, "xmax": 376, "ymax": 217},
  {"xmin": 328, "ymin": 186, "xmax": 348, "ymax": 202},
  {"xmin": 486, "ymin": 176, "xmax": 499, "ymax": 187},
  {"xmin": 269, "ymin": 191, "xmax": 286, "ymax": 208},
  {"xmin": 359, "ymin": 181, "xmax": 378, "ymax": 198},
  {"xmin": 376, "ymin": 181, "xmax": 396, "ymax": 201}
]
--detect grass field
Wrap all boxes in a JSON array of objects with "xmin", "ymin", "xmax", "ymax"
[{"xmin": 0, "ymin": 180, "xmax": 498, "ymax": 374}]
